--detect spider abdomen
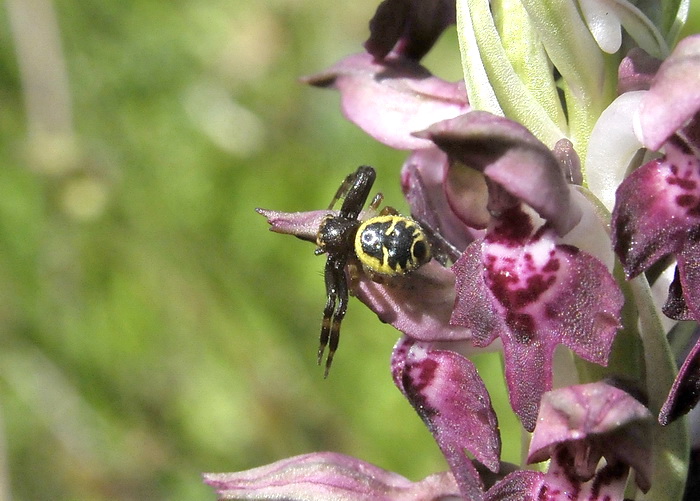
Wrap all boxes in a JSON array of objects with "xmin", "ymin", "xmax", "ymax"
[{"xmin": 355, "ymin": 215, "xmax": 431, "ymax": 276}]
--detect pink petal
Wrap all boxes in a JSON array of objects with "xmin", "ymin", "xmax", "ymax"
[
  {"xmin": 354, "ymin": 261, "xmax": 473, "ymax": 342},
  {"xmin": 204, "ymin": 452, "xmax": 460, "ymax": 500},
  {"xmin": 638, "ymin": 34, "xmax": 700, "ymax": 150},
  {"xmin": 303, "ymin": 53, "xmax": 468, "ymax": 151},
  {"xmin": 401, "ymin": 148, "xmax": 485, "ymax": 253},
  {"xmin": 617, "ymin": 47, "xmax": 661, "ymax": 94},
  {"xmin": 485, "ymin": 470, "xmax": 544, "ymax": 501}
]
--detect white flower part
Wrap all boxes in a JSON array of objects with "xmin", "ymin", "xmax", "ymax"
[
  {"xmin": 585, "ymin": 90, "xmax": 645, "ymax": 212},
  {"xmin": 578, "ymin": 0, "xmax": 668, "ymax": 57},
  {"xmin": 650, "ymin": 262, "xmax": 678, "ymax": 334},
  {"xmin": 563, "ymin": 188, "xmax": 616, "ymax": 272},
  {"xmin": 406, "ymin": 342, "xmax": 430, "ymax": 363},
  {"xmin": 579, "ymin": 0, "xmax": 622, "ymax": 54}
]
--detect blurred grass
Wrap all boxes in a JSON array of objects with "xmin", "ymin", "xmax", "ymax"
[{"xmin": 0, "ymin": 1, "xmax": 697, "ymax": 500}]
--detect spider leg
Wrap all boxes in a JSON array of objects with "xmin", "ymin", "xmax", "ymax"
[
  {"xmin": 324, "ymin": 259, "xmax": 349, "ymax": 378},
  {"xmin": 327, "ymin": 171, "xmax": 356, "ymax": 210},
  {"xmin": 368, "ymin": 193, "xmax": 384, "ymax": 212},
  {"xmin": 340, "ymin": 166, "xmax": 376, "ymax": 219},
  {"xmin": 318, "ymin": 256, "xmax": 339, "ymax": 367}
]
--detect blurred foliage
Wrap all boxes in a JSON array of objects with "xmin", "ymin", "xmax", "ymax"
[{"xmin": 0, "ymin": 1, "xmax": 698, "ymax": 500}]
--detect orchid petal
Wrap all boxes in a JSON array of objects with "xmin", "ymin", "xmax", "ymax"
[
  {"xmin": 421, "ymin": 112, "xmax": 581, "ymax": 236},
  {"xmin": 452, "ymin": 218, "xmax": 622, "ymax": 431},
  {"xmin": 660, "ymin": 337, "xmax": 700, "ymax": 425},
  {"xmin": 638, "ymin": 34, "xmax": 700, "ymax": 150},
  {"xmin": 302, "ymin": 53, "xmax": 468, "ymax": 151},
  {"xmin": 611, "ymin": 141, "xmax": 700, "ymax": 278},
  {"xmin": 354, "ymin": 261, "xmax": 472, "ymax": 342},
  {"xmin": 579, "ymin": 0, "xmax": 623, "ymax": 54},
  {"xmin": 484, "ymin": 470, "xmax": 544, "ymax": 501},
  {"xmin": 204, "ymin": 452, "xmax": 460, "ymax": 500},
  {"xmin": 528, "ymin": 382, "xmax": 653, "ymax": 491},
  {"xmin": 256, "ymin": 208, "xmax": 326, "ymax": 244},
  {"xmin": 392, "ymin": 338, "xmax": 500, "ymax": 499}
]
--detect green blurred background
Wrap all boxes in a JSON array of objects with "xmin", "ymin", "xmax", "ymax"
[{"xmin": 0, "ymin": 1, "xmax": 697, "ymax": 499}]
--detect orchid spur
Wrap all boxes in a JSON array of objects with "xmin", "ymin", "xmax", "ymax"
[{"xmin": 206, "ymin": 0, "xmax": 698, "ymax": 500}]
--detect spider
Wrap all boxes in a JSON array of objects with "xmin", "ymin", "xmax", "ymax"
[{"xmin": 314, "ymin": 165, "xmax": 432, "ymax": 377}]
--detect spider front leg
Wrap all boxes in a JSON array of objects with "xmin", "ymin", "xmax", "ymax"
[{"xmin": 318, "ymin": 255, "xmax": 349, "ymax": 378}]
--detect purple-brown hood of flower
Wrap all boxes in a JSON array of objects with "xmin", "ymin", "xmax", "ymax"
[{"xmin": 365, "ymin": 0, "xmax": 456, "ymax": 61}]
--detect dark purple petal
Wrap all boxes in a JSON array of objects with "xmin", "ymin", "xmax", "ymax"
[
  {"xmin": 392, "ymin": 338, "xmax": 501, "ymax": 500},
  {"xmin": 302, "ymin": 53, "xmax": 468, "ymax": 151},
  {"xmin": 617, "ymin": 47, "xmax": 662, "ymax": 94},
  {"xmin": 485, "ymin": 470, "xmax": 544, "ymax": 501},
  {"xmin": 528, "ymin": 382, "xmax": 653, "ymax": 492},
  {"xmin": 419, "ymin": 112, "xmax": 581, "ymax": 236},
  {"xmin": 354, "ymin": 261, "xmax": 472, "ymax": 342},
  {"xmin": 611, "ymin": 141, "xmax": 700, "ymax": 278},
  {"xmin": 660, "ymin": 338, "xmax": 700, "ymax": 425},
  {"xmin": 638, "ymin": 35, "xmax": 700, "ymax": 150},
  {"xmin": 365, "ymin": 0, "xmax": 456, "ymax": 61},
  {"xmin": 401, "ymin": 148, "xmax": 485, "ymax": 252},
  {"xmin": 662, "ymin": 267, "xmax": 693, "ymax": 320},
  {"xmin": 204, "ymin": 452, "xmax": 460, "ymax": 500},
  {"xmin": 678, "ymin": 232, "xmax": 700, "ymax": 320},
  {"xmin": 256, "ymin": 208, "xmax": 326, "ymax": 244},
  {"xmin": 451, "ymin": 213, "xmax": 623, "ymax": 431}
]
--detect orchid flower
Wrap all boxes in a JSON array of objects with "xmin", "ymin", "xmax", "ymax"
[{"xmin": 207, "ymin": 0, "xmax": 698, "ymax": 500}]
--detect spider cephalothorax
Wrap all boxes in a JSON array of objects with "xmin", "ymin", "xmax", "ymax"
[{"xmin": 314, "ymin": 165, "xmax": 431, "ymax": 376}]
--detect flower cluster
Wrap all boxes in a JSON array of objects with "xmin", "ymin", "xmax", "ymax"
[{"xmin": 206, "ymin": 1, "xmax": 699, "ymax": 499}]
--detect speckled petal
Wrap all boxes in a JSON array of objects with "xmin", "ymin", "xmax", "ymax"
[
  {"xmin": 451, "ymin": 208, "xmax": 623, "ymax": 431},
  {"xmin": 392, "ymin": 338, "xmax": 500, "ymax": 500},
  {"xmin": 302, "ymin": 53, "xmax": 468, "ymax": 151},
  {"xmin": 204, "ymin": 452, "xmax": 460, "ymax": 500},
  {"xmin": 612, "ymin": 141, "xmax": 700, "ymax": 279}
]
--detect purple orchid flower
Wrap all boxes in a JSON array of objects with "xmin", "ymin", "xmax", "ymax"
[{"xmin": 208, "ymin": 1, "xmax": 698, "ymax": 500}]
